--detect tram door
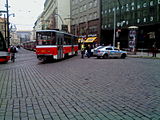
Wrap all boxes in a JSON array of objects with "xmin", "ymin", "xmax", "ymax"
[
  {"xmin": 56, "ymin": 33, "xmax": 64, "ymax": 59},
  {"xmin": 71, "ymin": 37, "xmax": 74, "ymax": 55}
]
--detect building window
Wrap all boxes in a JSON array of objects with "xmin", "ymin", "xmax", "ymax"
[
  {"xmin": 143, "ymin": 3, "xmax": 147, "ymax": 8},
  {"xmin": 89, "ymin": 2, "xmax": 93, "ymax": 9},
  {"xmin": 112, "ymin": 8, "xmax": 115, "ymax": 12},
  {"xmin": 80, "ymin": 17, "xmax": 83, "ymax": 23},
  {"xmin": 83, "ymin": 4, "xmax": 87, "ymax": 11},
  {"xmin": 117, "ymin": 6, "xmax": 119, "ymax": 11},
  {"xmin": 150, "ymin": 16, "xmax": 154, "ymax": 21},
  {"xmin": 93, "ymin": 0, "xmax": 97, "ymax": 7},
  {"xmin": 109, "ymin": 9, "xmax": 111, "ymax": 13},
  {"xmin": 80, "ymin": 6, "xmax": 83, "ymax": 12},
  {"xmin": 126, "ymin": 8, "xmax": 129, "ymax": 12},
  {"xmin": 101, "ymin": 11, "xmax": 104, "ymax": 15},
  {"xmin": 137, "ymin": 19, "xmax": 140, "ymax": 23},
  {"xmin": 126, "ymin": 21, "xmax": 128, "ymax": 25},
  {"xmin": 137, "ymin": 4, "xmax": 141, "ymax": 9},
  {"xmin": 93, "ymin": 12, "xmax": 98, "ymax": 19},
  {"xmin": 89, "ymin": 14, "xmax": 93, "ymax": 20},
  {"xmin": 150, "ymin": 1, "xmax": 154, "ymax": 6},
  {"xmin": 84, "ymin": 16, "xmax": 87, "ymax": 22}
]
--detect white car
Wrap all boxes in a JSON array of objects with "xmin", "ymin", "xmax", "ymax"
[
  {"xmin": 92, "ymin": 46, "xmax": 105, "ymax": 56},
  {"xmin": 93, "ymin": 46, "xmax": 127, "ymax": 59}
]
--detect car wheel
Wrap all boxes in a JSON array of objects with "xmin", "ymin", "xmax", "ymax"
[
  {"xmin": 121, "ymin": 54, "xmax": 126, "ymax": 59},
  {"xmin": 103, "ymin": 54, "xmax": 108, "ymax": 59}
]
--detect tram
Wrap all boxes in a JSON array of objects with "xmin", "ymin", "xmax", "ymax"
[
  {"xmin": 23, "ymin": 40, "xmax": 36, "ymax": 51},
  {"xmin": 0, "ymin": 32, "xmax": 10, "ymax": 63},
  {"xmin": 35, "ymin": 30, "xmax": 78, "ymax": 61}
]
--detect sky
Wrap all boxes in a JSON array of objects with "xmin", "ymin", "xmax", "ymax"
[{"xmin": 0, "ymin": 0, "xmax": 45, "ymax": 31}]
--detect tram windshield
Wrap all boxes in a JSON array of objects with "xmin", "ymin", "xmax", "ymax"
[
  {"xmin": 36, "ymin": 32, "xmax": 56, "ymax": 45},
  {"xmin": 0, "ymin": 32, "xmax": 6, "ymax": 51}
]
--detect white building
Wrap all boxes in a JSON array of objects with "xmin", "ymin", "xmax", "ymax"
[{"xmin": 35, "ymin": 0, "xmax": 70, "ymax": 32}]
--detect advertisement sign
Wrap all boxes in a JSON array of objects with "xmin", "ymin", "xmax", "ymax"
[{"xmin": 128, "ymin": 30, "xmax": 137, "ymax": 52}]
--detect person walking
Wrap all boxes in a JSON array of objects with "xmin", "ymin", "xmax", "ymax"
[
  {"xmin": 81, "ymin": 44, "xmax": 85, "ymax": 59},
  {"xmin": 152, "ymin": 42, "xmax": 157, "ymax": 57},
  {"xmin": 10, "ymin": 46, "xmax": 17, "ymax": 62},
  {"xmin": 86, "ymin": 45, "xmax": 92, "ymax": 58}
]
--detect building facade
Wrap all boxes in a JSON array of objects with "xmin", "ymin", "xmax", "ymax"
[
  {"xmin": 101, "ymin": 0, "xmax": 160, "ymax": 50},
  {"xmin": 36, "ymin": 0, "xmax": 70, "ymax": 32},
  {"xmin": 10, "ymin": 31, "xmax": 20, "ymax": 46},
  {"xmin": 0, "ymin": 17, "xmax": 7, "ymax": 41},
  {"xmin": 16, "ymin": 31, "xmax": 32, "ymax": 44},
  {"xmin": 70, "ymin": 0, "xmax": 100, "ymax": 44}
]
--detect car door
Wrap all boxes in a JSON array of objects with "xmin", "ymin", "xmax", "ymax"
[
  {"xmin": 113, "ymin": 48, "xmax": 121, "ymax": 57},
  {"xmin": 106, "ymin": 47, "xmax": 114, "ymax": 57}
]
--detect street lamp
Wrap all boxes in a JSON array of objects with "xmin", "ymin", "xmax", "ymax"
[
  {"xmin": 54, "ymin": 13, "xmax": 65, "ymax": 30},
  {"xmin": 117, "ymin": 0, "xmax": 122, "ymax": 26},
  {"xmin": 113, "ymin": 0, "xmax": 122, "ymax": 47},
  {"xmin": 6, "ymin": 0, "xmax": 10, "ymax": 47},
  {"xmin": 54, "ymin": 13, "xmax": 64, "ymax": 25}
]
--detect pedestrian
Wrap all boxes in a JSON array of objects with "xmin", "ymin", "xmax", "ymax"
[
  {"xmin": 152, "ymin": 42, "xmax": 157, "ymax": 57},
  {"xmin": 86, "ymin": 45, "xmax": 92, "ymax": 58},
  {"xmin": 10, "ymin": 46, "xmax": 17, "ymax": 62},
  {"xmin": 81, "ymin": 44, "xmax": 85, "ymax": 59}
]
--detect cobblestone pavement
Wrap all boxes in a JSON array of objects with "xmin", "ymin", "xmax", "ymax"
[{"xmin": 0, "ymin": 49, "xmax": 160, "ymax": 120}]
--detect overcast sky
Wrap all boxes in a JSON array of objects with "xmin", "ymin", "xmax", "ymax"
[{"xmin": 0, "ymin": 0, "xmax": 45, "ymax": 31}]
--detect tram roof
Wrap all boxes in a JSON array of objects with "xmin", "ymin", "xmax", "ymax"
[{"xmin": 36, "ymin": 30, "xmax": 77, "ymax": 37}]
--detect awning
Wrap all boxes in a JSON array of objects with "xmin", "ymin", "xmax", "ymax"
[
  {"xmin": 84, "ymin": 37, "xmax": 97, "ymax": 43},
  {"xmin": 78, "ymin": 38, "xmax": 85, "ymax": 43}
]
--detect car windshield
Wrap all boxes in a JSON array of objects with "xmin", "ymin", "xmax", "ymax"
[{"xmin": 95, "ymin": 46, "xmax": 105, "ymax": 49}]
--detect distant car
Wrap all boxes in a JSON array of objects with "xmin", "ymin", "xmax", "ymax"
[{"xmin": 93, "ymin": 46, "xmax": 127, "ymax": 59}]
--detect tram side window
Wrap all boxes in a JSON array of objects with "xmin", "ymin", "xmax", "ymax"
[
  {"xmin": 72, "ymin": 36, "xmax": 78, "ymax": 45},
  {"xmin": 57, "ymin": 37, "xmax": 63, "ymax": 45},
  {"xmin": 0, "ymin": 34, "xmax": 5, "ymax": 50},
  {"xmin": 64, "ymin": 35, "xmax": 72, "ymax": 45},
  {"xmin": 0, "ymin": 41, "xmax": 4, "ymax": 50}
]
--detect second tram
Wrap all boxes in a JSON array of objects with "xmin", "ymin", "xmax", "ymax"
[
  {"xmin": 35, "ymin": 30, "xmax": 78, "ymax": 61},
  {"xmin": 0, "ymin": 32, "xmax": 10, "ymax": 63},
  {"xmin": 23, "ymin": 40, "xmax": 36, "ymax": 51}
]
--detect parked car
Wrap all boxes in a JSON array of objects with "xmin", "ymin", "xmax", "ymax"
[
  {"xmin": 93, "ymin": 46, "xmax": 127, "ymax": 59},
  {"xmin": 92, "ymin": 46, "xmax": 105, "ymax": 56}
]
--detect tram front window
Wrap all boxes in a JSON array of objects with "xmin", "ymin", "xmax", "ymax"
[
  {"xmin": 0, "ymin": 33, "xmax": 6, "ymax": 50},
  {"xmin": 0, "ymin": 41, "xmax": 4, "ymax": 50},
  {"xmin": 37, "ymin": 32, "xmax": 56, "ymax": 45}
]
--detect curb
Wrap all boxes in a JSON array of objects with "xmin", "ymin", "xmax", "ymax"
[{"xmin": 128, "ymin": 55, "xmax": 160, "ymax": 59}]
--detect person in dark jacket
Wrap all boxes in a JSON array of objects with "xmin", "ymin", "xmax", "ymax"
[
  {"xmin": 86, "ymin": 45, "xmax": 92, "ymax": 58},
  {"xmin": 152, "ymin": 42, "xmax": 157, "ymax": 57},
  {"xmin": 10, "ymin": 46, "xmax": 17, "ymax": 62},
  {"xmin": 81, "ymin": 44, "xmax": 85, "ymax": 59}
]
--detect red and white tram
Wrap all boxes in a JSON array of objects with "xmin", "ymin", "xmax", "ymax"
[
  {"xmin": 23, "ymin": 40, "xmax": 36, "ymax": 51},
  {"xmin": 35, "ymin": 30, "xmax": 78, "ymax": 61},
  {"xmin": 0, "ymin": 32, "xmax": 10, "ymax": 63}
]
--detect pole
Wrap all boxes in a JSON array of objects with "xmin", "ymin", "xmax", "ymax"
[
  {"xmin": 113, "ymin": 9, "xmax": 116, "ymax": 47},
  {"xmin": 4, "ymin": 14, "xmax": 6, "ymax": 41},
  {"xmin": 6, "ymin": 0, "xmax": 10, "ymax": 47},
  {"xmin": 117, "ymin": 0, "xmax": 121, "ymax": 27}
]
